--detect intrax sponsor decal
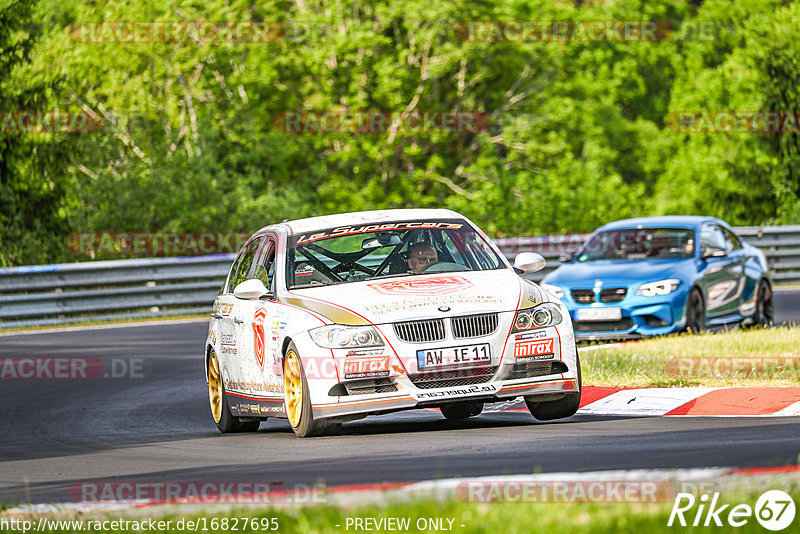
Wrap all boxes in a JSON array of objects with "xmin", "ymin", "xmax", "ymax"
[
  {"xmin": 514, "ymin": 338, "xmax": 554, "ymax": 359},
  {"xmin": 343, "ymin": 356, "xmax": 391, "ymax": 379}
]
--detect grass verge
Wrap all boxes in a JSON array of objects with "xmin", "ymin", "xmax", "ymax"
[
  {"xmin": 583, "ymin": 325, "xmax": 800, "ymax": 387},
  {"xmin": 5, "ymin": 488, "xmax": 799, "ymax": 533}
]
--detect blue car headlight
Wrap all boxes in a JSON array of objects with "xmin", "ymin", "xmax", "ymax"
[
  {"xmin": 512, "ymin": 303, "xmax": 563, "ymax": 332},
  {"xmin": 636, "ymin": 279, "xmax": 681, "ymax": 297}
]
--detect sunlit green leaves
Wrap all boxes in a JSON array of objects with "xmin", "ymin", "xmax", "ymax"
[{"xmin": 2, "ymin": 0, "xmax": 799, "ymax": 265}]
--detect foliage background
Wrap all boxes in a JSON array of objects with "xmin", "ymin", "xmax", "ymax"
[{"xmin": 1, "ymin": 0, "xmax": 798, "ymax": 266}]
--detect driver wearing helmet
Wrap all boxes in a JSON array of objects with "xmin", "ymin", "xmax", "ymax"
[{"xmin": 407, "ymin": 242, "xmax": 438, "ymax": 272}]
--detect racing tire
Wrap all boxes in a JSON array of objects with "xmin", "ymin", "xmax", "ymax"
[
  {"xmin": 440, "ymin": 402, "xmax": 484, "ymax": 420},
  {"xmin": 526, "ymin": 351, "xmax": 582, "ymax": 421},
  {"xmin": 283, "ymin": 342, "xmax": 341, "ymax": 438},
  {"xmin": 751, "ymin": 280, "xmax": 774, "ymax": 328},
  {"xmin": 685, "ymin": 287, "xmax": 706, "ymax": 333},
  {"xmin": 208, "ymin": 348, "xmax": 260, "ymax": 433}
]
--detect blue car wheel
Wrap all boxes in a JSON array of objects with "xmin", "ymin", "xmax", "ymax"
[
  {"xmin": 753, "ymin": 280, "xmax": 774, "ymax": 327},
  {"xmin": 685, "ymin": 288, "xmax": 705, "ymax": 333}
]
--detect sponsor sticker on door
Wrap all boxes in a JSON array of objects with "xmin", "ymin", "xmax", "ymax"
[{"xmin": 252, "ymin": 307, "xmax": 267, "ymax": 370}]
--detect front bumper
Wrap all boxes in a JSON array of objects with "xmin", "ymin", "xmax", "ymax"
[
  {"xmin": 311, "ymin": 376, "xmax": 579, "ymax": 419},
  {"xmin": 299, "ymin": 310, "xmax": 580, "ymax": 420},
  {"xmin": 568, "ymin": 289, "xmax": 689, "ymax": 340}
]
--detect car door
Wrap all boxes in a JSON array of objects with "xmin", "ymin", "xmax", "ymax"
[
  {"xmin": 232, "ymin": 235, "xmax": 284, "ymax": 408},
  {"xmin": 212, "ymin": 254, "xmax": 242, "ymax": 361},
  {"xmin": 699, "ymin": 223, "xmax": 742, "ymax": 320},
  {"xmin": 720, "ymin": 224, "xmax": 752, "ymax": 313},
  {"xmin": 221, "ymin": 236, "xmax": 264, "ymax": 393}
]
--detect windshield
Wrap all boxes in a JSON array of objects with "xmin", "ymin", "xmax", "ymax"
[
  {"xmin": 286, "ymin": 219, "xmax": 504, "ymax": 288},
  {"xmin": 576, "ymin": 228, "xmax": 696, "ymax": 262}
]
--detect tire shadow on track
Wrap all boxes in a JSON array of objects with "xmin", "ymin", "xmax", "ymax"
[{"xmin": 260, "ymin": 410, "xmax": 655, "ymax": 438}]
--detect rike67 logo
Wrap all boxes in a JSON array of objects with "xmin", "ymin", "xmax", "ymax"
[{"xmin": 668, "ymin": 490, "xmax": 796, "ymax": 530}]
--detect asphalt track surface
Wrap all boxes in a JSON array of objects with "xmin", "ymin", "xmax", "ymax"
[{"xmin": 0, "ymin": 290, "xmax": 798, "ymax": 505}]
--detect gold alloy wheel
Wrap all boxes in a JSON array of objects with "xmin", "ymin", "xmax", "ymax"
[
  {"xmin": 284, "ymin": 350, "xmax": 303, "ymax": 427},
  {"xmin": 208, "ymin": 350, "xmax": 223, "ymax": 423}
]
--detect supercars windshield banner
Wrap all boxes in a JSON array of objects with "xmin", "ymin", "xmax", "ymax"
[{"xmin": 294, "ymin": 221, "xmax": 463, "ymax": 245}]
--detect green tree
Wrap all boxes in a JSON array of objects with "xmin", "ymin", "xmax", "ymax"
[
  {"xmin": 654, "ymin": 0, "xmax": 792, "ymax": 225},
  {"xmin": 0, "ymin": 0, "xmax": 71, "ymax": 265},
  {"xmin": 4, "ymin": 0, "xmax": 797, "ymax": 265}
]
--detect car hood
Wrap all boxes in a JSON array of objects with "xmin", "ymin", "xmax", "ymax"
[
  {"xmin": 283, "ymin": 269, "xmax": 541, "ymax": 325},
  {"xmin": 543, "ymin": 259, "xmax": 694, "ymax": 288}
]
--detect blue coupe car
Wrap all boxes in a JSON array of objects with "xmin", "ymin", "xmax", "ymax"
[{"xmin": 540, "ymin": 216, "xmax": 773, "ymax": 340}]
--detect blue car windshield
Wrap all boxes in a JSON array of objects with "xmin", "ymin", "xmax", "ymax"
[{"xmin": 576, "ymin": 228, "xmax": 695, "ymax": 261}]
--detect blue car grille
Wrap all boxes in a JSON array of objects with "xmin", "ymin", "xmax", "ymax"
[
  {"xmin": 600, "ymin": 288, "xmax": 627, "ymax": 303},
  {"xmin": 571, "ymin": 289, "xmax": 594, "ymax": 303},
  {"xmin": 571, "ymin": 288, "xmax": 627, "ymax": 303}
]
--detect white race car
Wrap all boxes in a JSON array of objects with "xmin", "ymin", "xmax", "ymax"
[{"xmin": 205, "ymin": 209, "xmax": 581, "ymax": 437}]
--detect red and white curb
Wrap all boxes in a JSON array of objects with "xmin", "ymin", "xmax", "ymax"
[
  {"xmin": 5, "ymin": 466, "xmax": 798, "ymax": 516},
  {"xmin": 482, "ymin": 387, "xmax": 800, "ymax": 417}
]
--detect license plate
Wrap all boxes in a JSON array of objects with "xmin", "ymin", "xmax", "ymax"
[
  {"xmin": 416, "ymin": 343, "xmax": 491, "ymax": 369},
  {"xmin": 576, "ymin": 307, "xmax": 623, "ymax": 321}
]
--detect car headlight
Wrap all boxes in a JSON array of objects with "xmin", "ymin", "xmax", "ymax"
[
  {"xmin": 309, "ymin": 325, "xmax": 384, "ymax": 349},
  {"xmin": 512, "ymin": 303, "xmax": 563, "ymax": 332},
  {"xmin": 540, "ymin": 283, "xmax": 564, "ymax": 299},
  {"xmin": 636, "ymin": 279, "xmax": 681, "ymax": 297}
]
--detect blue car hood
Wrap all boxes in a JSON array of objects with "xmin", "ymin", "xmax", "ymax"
[{"xmin": 544, "ymin": 259, "xmax": 693, "ymax": 287}]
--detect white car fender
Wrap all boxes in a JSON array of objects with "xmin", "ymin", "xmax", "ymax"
[{"xmin": 285, "ymin": 330, "xmax": 341, "ymax": 407}]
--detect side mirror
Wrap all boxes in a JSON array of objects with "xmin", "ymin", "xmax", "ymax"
[
  {"xmin": 702, "ymin": 246, "xmax": 727, "ymax": 259},
  {"xmin": 233, "ymin": 279, "xmax": 271, "ymax": 300},
  {"xmin": 513, "ymin": 252, "xmax": 546, "ymax": 273}
]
